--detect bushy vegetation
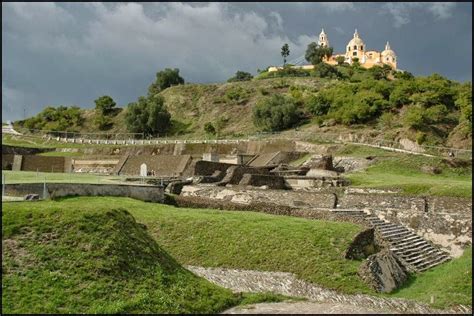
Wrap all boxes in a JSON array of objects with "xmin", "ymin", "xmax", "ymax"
[
  {"xmin": 20, "ymin": 105, "xmax": 84, "ymax": 135},
  {"xmin": 125, "ymin": 94, "xmax": 171, "ymax": 137},
  {"xmin": 94, "ymin": 95, "xmax": 118, "ymax": 130},
  {"xmin": 227, "ymin": 71, "xmax": 253, "ymax": 82},
  {"xmin": 253, "ymin": 94, "xmax": 302, "ymax": 132},
  {"xmin": 148, "ymin": 68, "xmax": 185, "ymax": 96}
]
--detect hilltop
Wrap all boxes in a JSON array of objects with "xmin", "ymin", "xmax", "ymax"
[{"xmin": 14, "ymin": 65, "xmax": 472, "ymax": 149}]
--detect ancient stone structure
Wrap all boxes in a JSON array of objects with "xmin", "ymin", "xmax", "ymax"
[
  {"xmin": 3, "ymin": 183, "xmax": 164, "ymax": 203},
  {"xmin": 358, "ymin": 249, "xmax": 409, "ymax": 293}
]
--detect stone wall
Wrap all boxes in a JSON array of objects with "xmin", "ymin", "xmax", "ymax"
[
  {"xmin": 238, "ymin": 174, "xmax": 287, "ymax": 189},
  {"xmin": 338, "ymin": 193, "xmax": 425, "ymax": 211},
  {"xmin": 193, "ymin": 160, "xmax": 236, "ymax": 176},
  {"xmin": 179, "ymin": 185, "xmax": 471, "ymax": 257},
  {"xmin": 4, "ymin": 183, "xmax": 164, "ymax": 203},
  {"xmin": 20, "ymin": 155, "xmax": 67, "ymax": 173},
  {"xmin": 2, "ymin": 154, "xmax": 14, "ymax": 170},
  {"xmin": 119, "ymin": 155, "xmax": 192, "ymax": 176},
  {"xmin": 338, "ymin": 193, "xmax": 472, "ymax": 257},
  {"xmin": 180, "ymin": 185, "xmax": 337, "ymax": 209}
]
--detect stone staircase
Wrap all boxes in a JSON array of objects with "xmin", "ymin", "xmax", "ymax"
[{"xmin": 331, "ymin": 209, "xmax": 451, "ymax": 272}]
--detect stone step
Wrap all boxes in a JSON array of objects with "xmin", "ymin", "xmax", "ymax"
[
  {"xmin": 392, "ymin": 243, "xmax": 432, "ymax": 254},
  {"xmin": 418, "ymin": 256, "xmax": 451, "ymax": 272},
  {"xmin": 374, "ymin": 223, "xmax": 396, "ymax": 228},
  {"xmin": 403, "ymin": 249, "xmax": 442, "ymax": 264},
  {"xmin": 415, "ymin": 254, "xmax": 450, "ymax": 269},
  {"xmin": 382, "ymin": 231, "xmax": 412, "ymax": 240},
  {"xmin": 389, "ymin": 234, "xmax": 424, "ymax": 245},
  {"xmin": 379, "ymin": 226, "xmax": 408, "ymax": 234}
]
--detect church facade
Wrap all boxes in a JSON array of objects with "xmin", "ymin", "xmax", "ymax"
[{"xmin": 269, "ymin": 29, "xmax": 397, "ymax": 72}]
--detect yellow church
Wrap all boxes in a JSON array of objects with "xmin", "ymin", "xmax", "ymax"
[{"xmin": 269, "ymin": 29, "xmax": 397, "ymax": 72}]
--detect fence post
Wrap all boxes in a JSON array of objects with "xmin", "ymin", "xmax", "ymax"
[{"xmin": 2, "ymin": 174, "xmax": 5, "ymax": 198}]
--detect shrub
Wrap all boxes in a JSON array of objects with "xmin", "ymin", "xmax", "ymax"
[
  {"xmin": 311, "ymin": 63, "xmax": 340, "ymax": 79},
  {"xmin": 227, "ymin": 71, "xmax": 253, "ymax": 82},
  {"xmin": 225, "ymin": 86, "xmax": 249, "ymax": 104},
  {"xmin": 403, "ymin": 105, "xmax": 426, "ymax": 129},
  {"xmin": 377, "ymin": 112, "xmax": 396, "ymax": 129},
  {"xmin": 253, "ymin": 94, "xmax": 302, "ymax": 132},
  {"xmin": 305, "ymin": 94, "xmax": 330, "ymax": 116},
  {"xmin": 204, "ymin": 122, "xmax": 216, "ymax": 135},
  {"xmin": 416, "ymin": 132, "xmax": 426, "ymax": 145}
]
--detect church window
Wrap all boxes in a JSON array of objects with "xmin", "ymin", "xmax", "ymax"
[
  {"xmin": 353, "ymin": 45, "xmax": 357, "ymax": 49},
  {"xmin": 386, "ymin": 57, "xmax": 389, "ymax": 61},
  {"xmin": 348, "ymin": 47, "xmax": 350, "ymax": 51},
  {"xmin": 360, "ymin": 45, "xmax": 364, "ymax": 50},
  {"xmin": 353, "ymin": 52, "xmax": 357, "ymax": 56}
]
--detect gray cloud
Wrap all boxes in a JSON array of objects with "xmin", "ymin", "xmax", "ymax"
[{"xmin": 2, "ymin": 2, "xmax": 472, "ymax": 121}]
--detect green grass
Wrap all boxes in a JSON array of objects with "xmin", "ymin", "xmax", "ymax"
[
  {"xmin": 2, "ymin": 170, "xmax": 127, "ymax": 185},
  {"xmin": 3, "ymin": 197, "xmax": 371, "ymax": 295},
  {"xmin": 2, "ymin": 197, "xmax": 471, "ymax": 310},
  {"xmin": 390, "ymin": 247, "xmax": 472, "ymax": 308},
  {"xmin": 341, "ymin": 145, "xmax": 472, "ymax": 198},
  {"xmin": 2, "ymin": 203, "xmax": 290, "ymax": 313}
]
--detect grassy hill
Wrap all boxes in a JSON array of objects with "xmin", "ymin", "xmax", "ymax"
[
  {"xmin": 13, "ymin": 66, "xmax": 472, "ymax": 149},
  {"xmin": 2, "ymin": 204, "xmax": 287, "ymax": 313}
]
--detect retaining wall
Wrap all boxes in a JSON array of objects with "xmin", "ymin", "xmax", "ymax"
[
  {"xmin": 119, "ymin": 155, "xmax": 192, "ymax": 176},
  {"xmin": 2, "ymin": 154, "xmax": 14, "ymax": 170},
  {"xmin": 21, "ymin": 155, "xmax": 68, "ymax": 173},
  {"xmin": 179, "ymin": 185, "xmax": 471, "ymax": 257},
  {"xmin": 180, "ymin": 185, "xmax": 337, "ymax": 209},
  {"xmin": 4, "ymin": 183, "xmax": 164, "ymax": 203}
]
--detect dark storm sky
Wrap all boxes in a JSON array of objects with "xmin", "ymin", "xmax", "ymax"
[{"xmin": 2, "ymin": 2, "xmax": 472, "ymax": 121}]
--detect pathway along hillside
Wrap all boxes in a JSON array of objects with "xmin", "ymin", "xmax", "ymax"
[{"xmin": 187, "ymin": 266, "xmax": 470, "ymax": 314}]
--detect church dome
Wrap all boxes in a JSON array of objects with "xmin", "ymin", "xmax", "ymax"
[
  {"xmin": 347, "ymin": 29, "xmax": 365, "ymax": 49},
  {"xmin": 381, "ymin": 41, "xmax": 396, "ymax": 57}
]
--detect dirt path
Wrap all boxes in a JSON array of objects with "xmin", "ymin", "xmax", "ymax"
[{"xmin": 186, "ymin": 265, "xmax": 471, "ymax": 314}]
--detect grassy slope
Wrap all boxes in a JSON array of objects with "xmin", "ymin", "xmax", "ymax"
[
  {"xmin": 337, "ymin": 145, "xmax": 472, "ymax": 198},
  {"xmin": 2, "ymin": 197, "xmax": 370, "ymax": 295},
  {"xmin": 391, "ymin": 247, "xmax": 472, "ymax": 308},
  {"xmin": 2, "ymin": 197, "xmax": 471, "ymax": 309},
  {"xmin": 2, "ymin": 203, "xmax": 288, "ymax": 313}
]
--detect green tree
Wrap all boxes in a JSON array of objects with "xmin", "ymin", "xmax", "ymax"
[
  {"xmin": 148, "ymin": 68, "xmax": 185, "ymax": 96},
  {"xmin": 335, "ymin": 56, "xmax": 345, "ymax": 65},
  {"xmin": 455, "ymin": 82, "xmax": 472, "ymax": 132},
  {"xmin": 253, "ymin": 94, "xmax": 301, "ymax": 132},
  {"xmin": 281, "ymin": 43, "xmax": 290, "ymax": 66},
  {"xmin": 312, "ymin": 63, "xmax": 340, "ymax": 79},
  {"xmin": 305, "ymin": 42, "xmax": 333, "ymax": 65},
  {"xmin": 94, "ymin": 96, "xmax": 116, "ymax": 130},
  {"xmin": 227, "ymin": 71, "xmax": 253, "ymax": 82},
  {"xmin": 94, "ymin": 96, "xmax": 116, "ymax": 116},
  {"xmin": 125, "ymin": 95, "xmax": 171, "ymax": 136}
]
